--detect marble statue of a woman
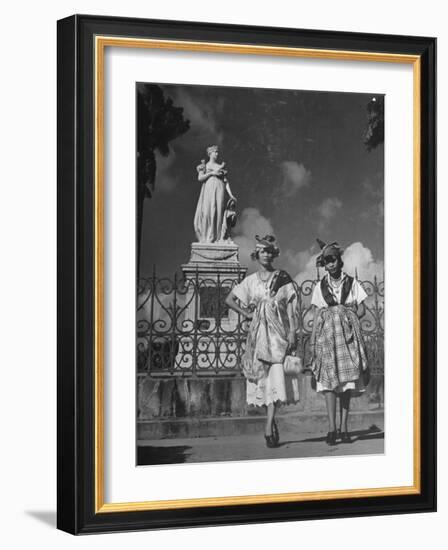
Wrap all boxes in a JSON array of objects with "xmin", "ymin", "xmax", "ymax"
[{"xmin": 193, "ymin": 145, "xmax": 236, "ymax": 243}]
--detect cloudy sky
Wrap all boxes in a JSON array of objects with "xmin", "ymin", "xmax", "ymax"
[{"xmin": 139, "ymin": 83, "xmax": 384, "ymax": 282}]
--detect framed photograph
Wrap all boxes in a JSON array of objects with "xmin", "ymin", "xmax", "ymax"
[{"xmin": 57, "ymin": 14, "xmax": 436, "ymax": 534}]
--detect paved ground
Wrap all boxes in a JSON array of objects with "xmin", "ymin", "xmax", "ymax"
[{"xmin": 137, "ymin": 424, "xmax": 384, "ymax": 465}]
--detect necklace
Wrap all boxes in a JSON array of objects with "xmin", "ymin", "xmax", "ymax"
[
  {"xmin": 258, "ymin": 270, "xmax": 275, "ymax": 290},
  {"xmin": 329, "ymin": 273, "xmax": 343, "ymax": 290}
]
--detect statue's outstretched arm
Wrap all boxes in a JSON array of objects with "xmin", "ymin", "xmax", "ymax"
[{"xmin": 225, "ymin": 180, "xmax": 236, "ymax": 201}]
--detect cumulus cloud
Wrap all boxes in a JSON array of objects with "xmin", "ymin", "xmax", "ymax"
[
  {"xmin": 342, "ymin": 242, "xmax": 384, "ymax": 280},
  {"xmin": 316, "ymin": 197, "xmax": 343, "ymax": 232},
  {"xmin": 318, "ymin": 197, "xmax": 342, "ymax": 219},
  {"xmin": 231, "ymin": 211, "xmax": 383, "ymax": 285},
  {"xmin": 283, "ymin": 247, "xmax": 313, "ymax": 275},
  {"xmin": 235, "ymin": 207, "xmax": 274, "ymax": 237},
  {"xmin": 280, "ymin": 161, "xmax": 311, "ymax": 196},
  {"xmin": 294, "ymin": 241, "xmax": 384, "ymax": 284},
  {"xmin": 233, "ymin": 207, "xmax": 274, "ymax": 272},
  {"xmin": 293, "ymin": 250, "xmax": 321, "ymax": 284}
]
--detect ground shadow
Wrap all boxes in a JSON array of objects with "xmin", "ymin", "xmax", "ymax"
[
  {"xmin": 137, "ymin": 445, "xmax": 191, "ymax": 465},
  {"xmin": 25, "ymin": 510, "xmax": 56, "ymax": 528},
  {"xmin": 279, "ymin": 424, "xmax": 384, "ymax": 447},
  {"xmin": 352, "ymin": 429, "xmax": 384, "ymax": 442}
]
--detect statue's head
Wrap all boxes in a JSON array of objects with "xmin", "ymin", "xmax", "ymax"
[{"xmin": 206, "ymin": 145, "xmax": 219, "ymax": 158}]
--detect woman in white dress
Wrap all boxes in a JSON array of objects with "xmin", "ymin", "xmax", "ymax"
[
  {"xmin": 310, "ymin": 239, "xmax": 369, "ymax": 446},
  {"xmin": 194, "ymin": 145, "xmax": 236, "ymax": 243},
  {"xmin": 225, "ymin": 235, "xmax": 297, "ymax": 448}
]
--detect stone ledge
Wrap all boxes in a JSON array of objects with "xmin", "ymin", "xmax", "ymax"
[
  {"xmin": 181, "ymin": 264, "xmax": 246, "ymax": 276},
  {"xmin": 188, "ymin": 241, "xmax": 241, "ymax": 265}
]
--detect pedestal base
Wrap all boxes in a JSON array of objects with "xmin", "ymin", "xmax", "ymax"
[
  {"xmin": 175, "ymin": 242, "xmax": 247, "ymax": 373},
  {"xmin": 182, "ymin": 241, "xmax": 246, "ymax": 279}
]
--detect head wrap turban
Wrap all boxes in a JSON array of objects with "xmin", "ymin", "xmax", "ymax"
[
  {"xmin": 316, "ymin": 238, "xmax": 344, "ymax": 267},
  {"xmin": 251, "ymin": 235, "xmax": 280, "ymax": 260}
]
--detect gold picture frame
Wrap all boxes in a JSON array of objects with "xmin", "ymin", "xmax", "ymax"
[{"xmin": 58, "ymin": 15, "xmax": 436, "ymax": 534}]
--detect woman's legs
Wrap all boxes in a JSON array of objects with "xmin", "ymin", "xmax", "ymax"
[
  {"xmin": 264, "ymin": 402, "xmax": 280, "ymax": 448},
  {"xmin": 324, "ymin": 391, "xmax": 337, "ymax": 433},
  {"xmin": 264, "ymin": 363, "xmax": 285, "ymax": 443},
  {"xmin": 339, "ymin": 390, "xmax": 351, "ymax": 437},
  {"xmin": 265, "ymin": 402, "xmax": 276, "ymax": 436}
]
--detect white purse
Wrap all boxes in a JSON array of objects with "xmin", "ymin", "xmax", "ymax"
[{"xmin": 283, "ymin": 352, "xmax": 303, "ymax": 376}]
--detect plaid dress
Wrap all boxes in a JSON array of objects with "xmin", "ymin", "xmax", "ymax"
[{"xmin": 310, "ymin": 274, "xmax": 368, "ymax": 393}]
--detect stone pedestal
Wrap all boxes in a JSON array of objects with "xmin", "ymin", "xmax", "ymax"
[
  {"xmin": 175, "ymin": 241, "xmax": 247, "ymax": 372},
  {"xmin": 183, "ymin": 241, "xmax": 243, "ymax": 274}
]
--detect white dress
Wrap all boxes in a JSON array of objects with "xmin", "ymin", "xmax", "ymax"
[{"xmin": 232, "ymin": 272, "xmax": 297, "ymax": 406}]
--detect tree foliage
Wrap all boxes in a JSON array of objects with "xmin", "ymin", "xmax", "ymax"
[
  {"xmin": 137, "ymin": 84, "xmax": 190, "ymax": 273},
  {"xmin": 137, "ymin": 84, "xmax": 190, "ymax": 197},
  {"xmin": 363, "ymin": 96, "xmax": 384, "ymax": 152}
]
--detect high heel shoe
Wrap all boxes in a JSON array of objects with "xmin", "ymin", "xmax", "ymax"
[
  {"xmin": 325, "ymin": 430, "xmax": 337, "ymax": 446},
  {"xmin": 272, "ymin": 420, "xmax": 280, "ymax": 446},
  {"xmin": 264, "ymin": 434, "xmax": 276, "ymax": 448},
  {"xmin": 341, "ymin": 431, "xmax": 352, "ymax": 444}
]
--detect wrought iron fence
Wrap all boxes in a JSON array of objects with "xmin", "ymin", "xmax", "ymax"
[{"xmin": 137, "ymin": 271, "xmax": 384, "ymax": 377}]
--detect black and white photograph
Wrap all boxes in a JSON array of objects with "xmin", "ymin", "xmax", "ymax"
[
  {"xmin": 0, "ymin": 0, "xmax": 440, "ymax": 543},
  {"xmin": 136, "ymin": 82, "xmax": 385, "ymax": 465}
]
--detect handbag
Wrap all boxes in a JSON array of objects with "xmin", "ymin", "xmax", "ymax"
[
  {"xmin": 283, "ymin": 351, "xmax": 303, "ymax": 376},
  {"xmin": 362, "ymin": 366, "xmax": 371, "ymax": 386}
]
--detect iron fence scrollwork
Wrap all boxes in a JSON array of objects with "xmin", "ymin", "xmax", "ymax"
[{"xmin": 137, "ymin": 270, "xmax": 384, "ymax": 378}]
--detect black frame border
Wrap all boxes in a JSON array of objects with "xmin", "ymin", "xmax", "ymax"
[{"xmin": 57, "ymin": 14, "xmax": 436, "ymax": 534}]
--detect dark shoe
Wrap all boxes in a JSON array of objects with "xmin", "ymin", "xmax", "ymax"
[
  {"xmin": 341, "ymin": 432, "xmax": 352, "ymax": 444},
  {"xmin": 265, "ymin": 434, "xmax": 276, "ymax": 448},
  {"xmin": 326, "ymin": 431, "xmax": 337, "ymax": 446},
  {"xmin": 272, "ymin": 420, "xmax": 280, "ymax": 446}
]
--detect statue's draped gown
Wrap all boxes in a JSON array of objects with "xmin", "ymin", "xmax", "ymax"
[{"xmin": 194, "ymin": 166, "xmax": 226, "ymax": 243}]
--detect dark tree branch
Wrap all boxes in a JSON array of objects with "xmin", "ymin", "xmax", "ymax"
[{"xmin": 137, "ymin": 84, "xmax": 190, "ymax": 275}]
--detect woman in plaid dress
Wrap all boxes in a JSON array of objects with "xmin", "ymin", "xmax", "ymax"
[{"xmin": 310, "ymin": 240, "xmax": 369, "ymax": 446}]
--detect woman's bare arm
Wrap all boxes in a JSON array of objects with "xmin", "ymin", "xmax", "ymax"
[
  {"xmin": 225, "ymin": 292, "xmax": 252, "ymax": 320},
  {"xmin": 287, "ymin": 300, "xmax": 296, "ymax": 330},
  {"xmin": 356, "ymin": 301, "xmax": 366, "ymax": 318}
]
